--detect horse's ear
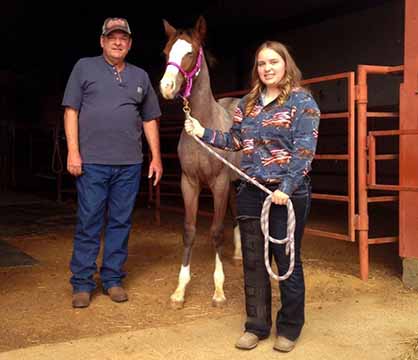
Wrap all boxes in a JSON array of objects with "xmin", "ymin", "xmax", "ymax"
[
  {"xmin": 194, "ymin": 16, "xmax": 207, "ymax": 42},
  {"xmin": 163, "ymin": 19, "xmax": 176, "ymax": 37}
]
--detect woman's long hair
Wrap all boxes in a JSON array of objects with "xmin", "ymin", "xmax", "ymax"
[{"xmin": 244, "ymin": 41, "xmax": 303, "ymax": 116}]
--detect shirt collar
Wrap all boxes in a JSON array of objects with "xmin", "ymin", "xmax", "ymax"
[{"xmin": 101, "ymin": 55, "xmax": 127, "ymax": 73}]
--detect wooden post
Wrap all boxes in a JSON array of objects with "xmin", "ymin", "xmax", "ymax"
[{"xmin": 399, "ymin": 0, "xmax": 418, "ymax": 261}]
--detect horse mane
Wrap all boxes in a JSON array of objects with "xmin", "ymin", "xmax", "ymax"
[
  {"xmin": 174, "ymin": 29, "xmax": 194, "ymax": 38},
  {"xmin": 203, "ymin": 48, "xmax": 217, "ymax": 68}
]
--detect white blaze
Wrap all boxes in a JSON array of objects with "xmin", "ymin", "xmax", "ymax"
[
  {"xmin": 160, "ymin": 39, "xmax": 193, "ymax": 98},
  {"xmin": 165, "ymin": 39, "xmax": 193, "ymax": 76}
]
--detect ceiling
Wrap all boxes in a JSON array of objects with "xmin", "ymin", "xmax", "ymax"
[
  {"xmin": 162, "ymin": 0, "xmax": 393, "ymax": 28},
  {"xmin": 20, "ymin": 0, "xmax": 395, "ymax": 37},
  {"xmin": 8, "ymin": 0, "xmax": 397, "ymax": 75}
]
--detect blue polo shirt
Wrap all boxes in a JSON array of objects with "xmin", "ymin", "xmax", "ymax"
[{"xmin": 62, "ymin": 56, "xmax": 161, "ymax": 164}]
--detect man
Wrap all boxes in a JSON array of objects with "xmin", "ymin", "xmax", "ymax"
[{"xmin": 62, "ymin": 17, "xmax": 163, "ymax": 308}]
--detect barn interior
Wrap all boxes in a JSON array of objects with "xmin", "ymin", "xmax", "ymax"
[
  {"xmin": 1, "ymin": 0, "xmax": 417, "ymax": 358},
  {"xmin": 3, "ymin": 0, "xmax": 405, "ymax": 268}
]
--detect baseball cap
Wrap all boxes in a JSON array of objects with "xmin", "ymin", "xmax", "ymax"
[{"xmin": 102, "ymin": 17, "xmax": 132, "ymax": 36}]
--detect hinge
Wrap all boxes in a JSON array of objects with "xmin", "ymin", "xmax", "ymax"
[
  {"xmin": 354, "ymin": 214, "xmax": 369, "ymax": 231},
  {"xmin": 355, "ymin": 84, "xmax": 368, "ymax": 104}
]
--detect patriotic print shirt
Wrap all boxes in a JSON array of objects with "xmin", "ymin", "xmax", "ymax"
[{"xmin": 201, "ymin": 89, "xmax": 320, "ymax": 196}]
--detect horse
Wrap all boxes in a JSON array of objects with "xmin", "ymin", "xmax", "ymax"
[{"xmin": 159, "ymin": 16, "xmax": 242, "ymax": 309}]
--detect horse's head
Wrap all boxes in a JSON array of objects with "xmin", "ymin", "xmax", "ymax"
[{"xmin": 160, "ymin": 16, "xmax": 207, "ymax": 100}]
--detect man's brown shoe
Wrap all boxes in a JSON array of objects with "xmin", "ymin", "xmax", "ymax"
[
  {"xmin": 273, "ymin": 336, "xmax": 296, "ymax": 352},
  {"xmin": 235, "ymin": 332, "xmax": 259, "ymax": 350},
  {"xmin": 72, "ymin": 292, "xmax": 91, "ymax": 308},
  {"xmin": 103, "ymin": 286, "xmax": 128, "ymax": 303}
]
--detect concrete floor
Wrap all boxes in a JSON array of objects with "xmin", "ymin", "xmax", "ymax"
[{"xmin": 1, "ymin": 293, "xmax": 418, "ymax": 360}]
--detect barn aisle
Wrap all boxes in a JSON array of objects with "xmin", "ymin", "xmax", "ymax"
[{"xmin": 0, "ymin": 197, "xmax": 417, "ymax": 359}]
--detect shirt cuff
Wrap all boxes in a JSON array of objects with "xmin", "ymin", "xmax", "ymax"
[
  {"xmin": 278, "ymin": 179, "xmax": 294, "ymax": 196},
  {"xmin": 202, "ymin": 128, "xmax": 214, "ymax": 143}
]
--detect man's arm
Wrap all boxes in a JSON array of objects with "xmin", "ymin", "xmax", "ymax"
[
  {"xmin": 143, "ymin": 119, "xmax": 163, "ymax": 186},
  {"xmin": 64, "ymin": 107, "xmax": 83, "ymax": 176}
]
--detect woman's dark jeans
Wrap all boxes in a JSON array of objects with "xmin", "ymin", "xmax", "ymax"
[{"xmin": 236, "ymin": 179, "xmax": 311, "ymax": 341}]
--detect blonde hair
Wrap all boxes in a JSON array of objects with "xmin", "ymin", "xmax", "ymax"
[{"xmin": 244, "ymin": 41, "xmax": 303, "ymax": 116}]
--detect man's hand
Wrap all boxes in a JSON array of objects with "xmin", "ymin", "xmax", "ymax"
[
  {"xmin": 271, "ymin": 189, "xmax": 289, "ymax": 205},
  {"xmin": 148, "ymin": 158, "xmax": 163, "ymax": 186},
  {"xmin": 67, "ymin": 151, "xmax": 83, "ymax": 176},
  {"xmin": 184, "ymin": 114, "xmax": 205, "ymax": 138}
]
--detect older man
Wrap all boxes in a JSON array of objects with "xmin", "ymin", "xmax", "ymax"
[{"xmin": 62, "ymin": 17, "xmax": 162, "ymax": 308}]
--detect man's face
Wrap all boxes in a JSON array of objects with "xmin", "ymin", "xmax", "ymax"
[{"xmin": 100, "ymin": 30, "xmax": 132, "ymax": 63}]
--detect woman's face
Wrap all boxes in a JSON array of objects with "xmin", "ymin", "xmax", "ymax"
[{"xmin": 257, "ymin": 48, "xmax": 286, "ymax": 88}]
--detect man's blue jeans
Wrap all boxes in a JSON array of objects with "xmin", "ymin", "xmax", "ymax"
[{"xmin": 70, "ymin": 164, "xmax": 142, "ymax": 293}]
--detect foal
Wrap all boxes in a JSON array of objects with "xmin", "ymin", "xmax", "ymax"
[{"xmin": 160, "ymin": 16, "xmax": 242, "ymax": 308}]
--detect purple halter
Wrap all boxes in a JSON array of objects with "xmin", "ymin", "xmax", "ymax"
[{"xmin": 166, "ymin": 47, "xmax": 203, "ymax": 99}]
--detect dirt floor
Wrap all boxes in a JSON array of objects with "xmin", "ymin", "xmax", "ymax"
[{"xmin": 0, "ymin": 193, "xmax": 417, "ymax": 359}]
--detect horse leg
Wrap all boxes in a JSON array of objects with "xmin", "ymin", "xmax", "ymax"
[
  {"xmin": 170, "ymin": 174, "xmax": 200, "ymax": 309},
  {"xmin": 228, "ymin": 181, "xmax": 242, "ymax": 263},
  {"xmin": 209, "ymin": 175, "xmax": 230, "ymax": 307}
]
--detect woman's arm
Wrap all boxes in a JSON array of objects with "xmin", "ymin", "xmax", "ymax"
[
  {"xmin": 185, "ymin": 106, "xmax": 244, "ymax": 152},
  {"xmin": 279, "ymin": 92, "xmax": 320, "ymax": 196}
]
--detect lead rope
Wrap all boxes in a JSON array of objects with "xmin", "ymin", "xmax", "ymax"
[{"xmin": 182, "ymin": 99, "xmax": 295, "ymax": 281}]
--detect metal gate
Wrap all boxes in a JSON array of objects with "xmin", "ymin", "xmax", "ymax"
[{"xmin": 357, "ymin": 64, "xmax": 418, "ymax": 280}]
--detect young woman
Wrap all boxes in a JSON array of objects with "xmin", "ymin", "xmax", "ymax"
[{"xmin": 185, "ymin": 40, "xmax": 320, "ymax": 352}]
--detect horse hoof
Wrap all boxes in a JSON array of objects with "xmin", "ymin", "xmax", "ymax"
[
  {"xmin": 212, "ymin": 298, "xmax": 227, "ymax": 308},
  {"xmin": 170, "ymin": 300, "xmax": 185, "ymax": 310}
]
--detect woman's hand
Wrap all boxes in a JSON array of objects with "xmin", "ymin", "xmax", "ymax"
[
  {"xmin": 271, "ymin": 189, "xmax": 289, "ymax": 205},
  {"xmin": 184, "ymin": 114, "xmax": 205, "ymax": 138}
]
